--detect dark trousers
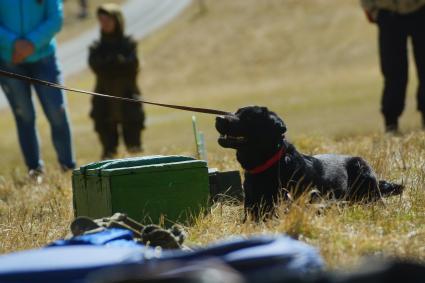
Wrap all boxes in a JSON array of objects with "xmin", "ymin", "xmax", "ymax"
[
  {"xmin": 95, "ymin": 121, "xmax": 142, "ymax": 159},
  {"xmin": 378, "ymin": 7, "xmax": 425, "ymax": 123}
]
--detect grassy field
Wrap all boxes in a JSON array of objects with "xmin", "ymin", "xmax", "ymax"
[{"xmin": 0, "ymin": 0, "xmax": 424, "ymax": 270}]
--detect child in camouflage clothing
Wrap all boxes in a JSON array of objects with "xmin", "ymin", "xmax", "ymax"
[{"xmin": 89, "ymin": 4, "xmax": 145, "ymax": 159}]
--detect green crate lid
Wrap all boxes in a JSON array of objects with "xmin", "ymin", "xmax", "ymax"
[
  {"xmin": 83, "ymin": 155, "xmax": 194, "ymax": 176},
  {"xmin": 101, "ymin": 160, "xmax": 207, "ymax": 176},
  {"xmin": 73, "ymin": 155, "xmax": 173, "ymax": 176},
  {"xmin": 72, "ymin": 157, "xmax": 130, "ymax": 176}
]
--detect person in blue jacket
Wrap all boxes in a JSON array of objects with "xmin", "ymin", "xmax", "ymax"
[{"xmin": 0, "ymin": 0, "xmax": 76, "ymax": 179}]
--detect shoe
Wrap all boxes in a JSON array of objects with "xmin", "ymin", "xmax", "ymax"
[
  {"xmin": 384, "ymin": 117, "xmax": 399, "ymax": 134},
  {"xmin": 422, "ymin": 113, "xmax": 425, "ymax": 130},
  {"xmin": 102, "ymin": 150, "xmax": 117, "ymax": 160},
  {"xmin": 385, "ymin": 123, "xmax": 399, "ymax": 134},
  {"xmin": 28, "ymin": 167, "xmax": 44, "ymax": 184},
  {"xmin": 127, "ymin": 146, "xmax": 143, "ymax": 154},
  {"xmin": 60, "ymin": 164, "xmax": 75, "ymax": 173}
]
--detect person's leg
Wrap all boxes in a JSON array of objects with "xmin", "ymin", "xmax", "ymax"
[
  {"xmin": 378, "ymin": 11, "xmax": 409, "ymax": 132},
  {"xmin": 29, "ymin": 55, "xmax": 76, "ymax": 170},
  {"xmin": 410, "ymin": 7, "xmax": 425, "ymax": 128},
  {"xmin": 94, "ymin": 120, "xmax": 119, "ymax": 159},
  {"xmin": 122, "ymin": 123, "xmax": 142, "ymax": 153},
  {"xmin": 80, "ymin": 0, "xmax": 87, "ymax": 9},
  {"xmin": 0, "ymin": 61, "xmax": 43, "ymax": 170},
  {"xmin": 78, "ymin": 0, "xmax": 88, "ymax": 19},
  {"xmin": 121, "ymin": 98, "xmax": 145, "ymax": 153}
]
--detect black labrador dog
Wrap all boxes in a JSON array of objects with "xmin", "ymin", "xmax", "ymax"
[{"xmin": 216, "ymin": 106, "xmax": 403, "ymax": 220}]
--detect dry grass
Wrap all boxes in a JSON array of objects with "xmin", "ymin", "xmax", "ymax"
[
  {"xmin": 0, "ymin": 132, "xmax": 423, "ymax": 269},
  {"xmin": 189, "ymin": 133, "xmax": 425, "ymax": 268},
  {"xmin": 0, "ymin": 0, "xmax": 424, "ymax": 270}
]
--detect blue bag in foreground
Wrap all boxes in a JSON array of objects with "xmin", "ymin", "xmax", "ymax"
[{"xmin": 0, "ymin": 231, "xmax": 324, "ymax": 283}]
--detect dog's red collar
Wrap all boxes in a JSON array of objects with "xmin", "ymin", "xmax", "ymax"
[{"xmin": 247, "ymin": 146, "xmax": 285, "ymax": 175}]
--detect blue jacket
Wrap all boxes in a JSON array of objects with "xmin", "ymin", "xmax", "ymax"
[{"xmin": 0, "ymin": 0, "xmax": 63, "ymax": 63}]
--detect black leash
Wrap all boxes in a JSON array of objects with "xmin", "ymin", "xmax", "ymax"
[{"xmin": 0, "ymin": 69, "xmax": 232, "ymax": 116}]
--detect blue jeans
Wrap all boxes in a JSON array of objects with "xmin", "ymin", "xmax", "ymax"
[{"xmin": 0, "ymin": 55, "xmax": 76, "ymax": 170}]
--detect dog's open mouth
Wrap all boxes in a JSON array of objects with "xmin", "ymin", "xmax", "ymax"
[
  {"xmin": 216, "ymin": 115, "xmax": 248, "ymax": 148},
  {"xmin": 218, "ymin": 134, "xmax": 247, "ymax": 148},
  {"xmin": 219, "ymin": 134, "xmax": 245, "ymax": 141}
]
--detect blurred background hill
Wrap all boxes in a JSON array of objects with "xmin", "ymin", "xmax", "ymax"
[{"xmin": 1, "ymin": 0, "xmax": 423, "ymax": 163}]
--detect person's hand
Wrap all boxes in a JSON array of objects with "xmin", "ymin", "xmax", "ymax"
[
  {"xmin": 12, "ymin": 39, "xmax": 35, "ymax": 64},
  {"xmin": 364, "ymin": 9, "xmax": 376, "ymax": 23}
]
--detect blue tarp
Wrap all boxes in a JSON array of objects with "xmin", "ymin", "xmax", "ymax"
[
  {"xmin": 0, "ymin": 230, "xmax": 324, "ymax": 283},
  {"xmin": 49, "ymin": 229, "xmax": 140, "ymax": 248}
]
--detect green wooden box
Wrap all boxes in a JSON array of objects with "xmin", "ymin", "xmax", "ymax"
[{"xmin": 72, "ymin": 156, "xmax": 209, "ymax": 225}]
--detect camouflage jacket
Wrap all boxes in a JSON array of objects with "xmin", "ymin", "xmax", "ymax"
[{"xmin": 361, "ymin": 0, "xmax": 425, "ymax": 19}]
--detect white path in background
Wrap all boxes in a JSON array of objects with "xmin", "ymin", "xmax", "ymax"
[{"xmin": 0, "ymin": 0, "xmax": 192, "ymax": 108}]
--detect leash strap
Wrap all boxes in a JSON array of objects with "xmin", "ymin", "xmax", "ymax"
[{"xmin": 0, "ymin": 69, "xmax": 232, "ymax": 116}]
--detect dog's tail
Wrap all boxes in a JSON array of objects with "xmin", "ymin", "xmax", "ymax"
[{"xmin": 378, "ymin": 180, "xmax": 404, "ymax": 197}]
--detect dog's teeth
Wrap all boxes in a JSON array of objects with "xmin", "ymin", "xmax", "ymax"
[{"xmin": 220, "ymin": 134, "xmax": 245, "ymax": 141}]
